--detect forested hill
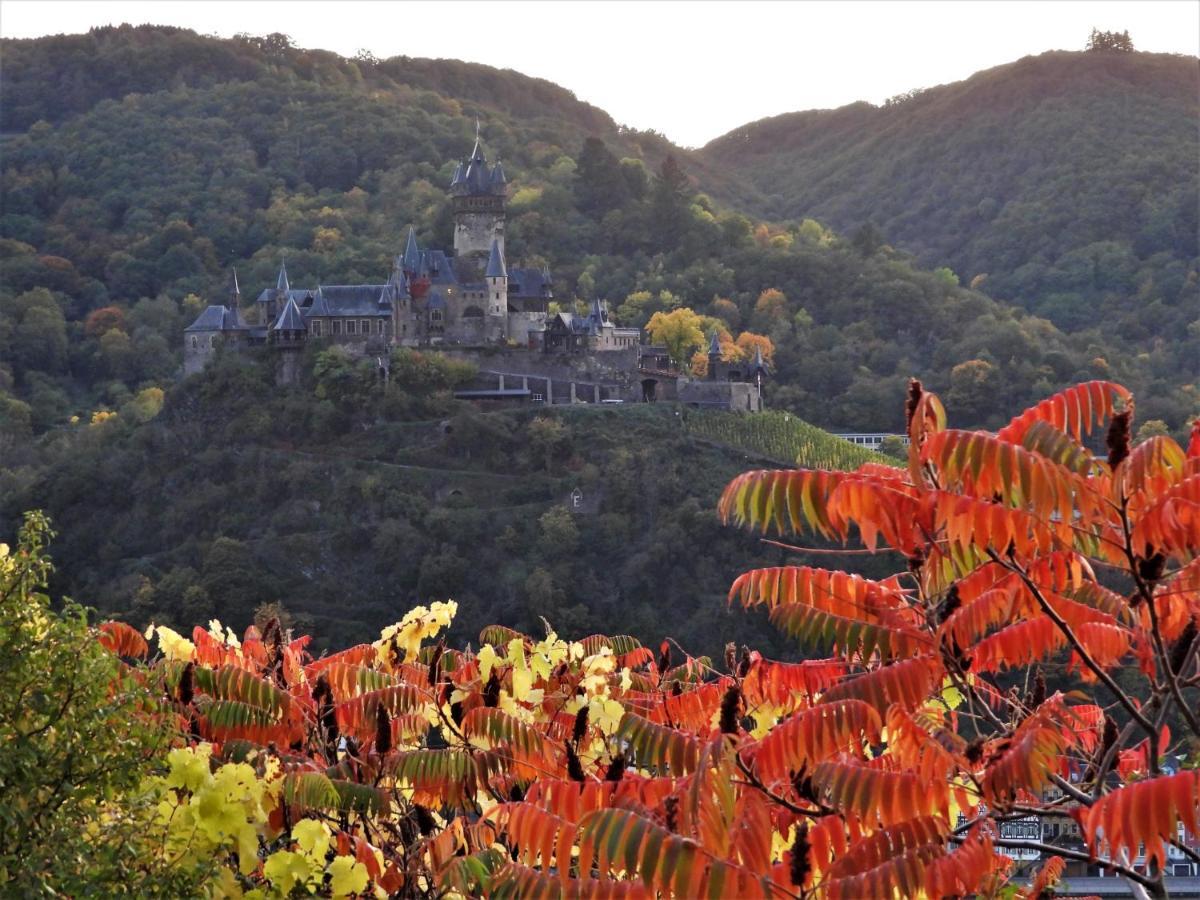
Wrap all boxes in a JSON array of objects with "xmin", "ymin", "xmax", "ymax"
[
  {"xmin": 0, "ymin": 24, "xmax": 758, "ymax": 206},
  {"xmin": 1, "ymin": 26, "xmax": 1196, "ymax": 442},
  {"xmin": 700, "ymin": 50, "xmax": 1200, "ymax": 341}
]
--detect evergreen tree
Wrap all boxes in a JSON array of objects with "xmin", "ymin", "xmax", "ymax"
[{"xmin": 573, "ymin": 137, "xmax": 627, "ymax": 218}]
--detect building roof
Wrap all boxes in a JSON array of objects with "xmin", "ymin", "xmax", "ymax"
[
  {"xmin": 276, "ymin": 259, "xmax": 290, "ymax": 293},
  {"xmin": 309, "ymin": 285, "xmax": 394, "ymax": 317},
  {"xmin": 417, "ymin": 249, "xmax": 457, "ymax": 285},
  {"xmin": 185, "ymin": 305, "xmax": 245, "ymax": 332},
  {"xmin": 751, "ymin": 345, "xmax": 770, "ymax": 374},
  {"xmin": 485, "ymin": 238, "xmax": 507, "ymax": 278},
  {"xmin": 402, "ymin": 226, "xmax": 421, "ymax": 272},
  {"xmin": 489, "ymin": 160, "xmax": 507, "ymax": 190},
  {"xmin": 273, "ymin": 297, "xmax": 306, "ymax": 331},
  {"xmin": 708, "ymin": 331, "xmax": 723, "ymax": 356},
  {"xmin": 426, "ymin": 289, "xmax": 447, "ymax": 310},
  {"xmin": 508, "ymin": 266, "xmax": 553, "ymax": 300}
]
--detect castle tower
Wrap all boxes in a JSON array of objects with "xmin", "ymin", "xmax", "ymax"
[
  {"xmin": 450, "ymin": 121, "xmax": 506, "ymax": 263},
  {"xmin": 271, "ymin": 296, "xmax": 307, "ymax": 385},
  {"xmin": 707, "ymin": 331, "xmax": 722, "ymax": 381},
  {"xmin": 484, "ymin": 237, "xmax": 508, "ymax": 342},
  {"xmin": 258, "ymin": 259, "xmax": 289, "ymax": 328}
]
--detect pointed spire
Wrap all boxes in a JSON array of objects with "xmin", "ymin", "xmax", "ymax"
[
  {"xmin": 276, "ymin": 258, "xmax": 290, "ymax": 294},
  {"xmin": 709, "ymin": 331, "xmax": 722, "ymax": 356},
  {"xmin": 752, "ymin": 344, "xmax": 769, "ymax": 373},
  {"xmin": 485, "ymin": 238, "xmax": 506, "ymax": 279},
  {"xmin": 470, "ymin": 117, "xmax": 484, "ymax": 161},
  {"xmin": 272, "ymin": 296, "xmax": 305, "ymax": 332},
  {"xmin": 227, "ymin": 267, "xmax": 240, "ymax": 302},
  {"xmin": 489, "ymin": 159, "xmax": 507, "ymax": 194},
  {"xmin": 450, "ymin": 160, "xmax": 464, "ymax": 188},
  {"xmin": 402, "ymin": 227, "xmax": 421, "ymax": 272}
]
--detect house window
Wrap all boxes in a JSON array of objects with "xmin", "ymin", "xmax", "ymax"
[
  {"xmin": 191, "ymin": 336, "xmax": 198, "ymax": 348},
  {"xmin": 431, "ymin": 310, "xmax": 443, "ymax": 322},
  {"xmin": 333, "ymin": 320, "xmax": 342, "ymax": 335},
  {"xmin": 361, "ymin": 319, "xmax": 369, "ymax": 334},
  {"xmin": 209, "ymin": 335, "xmax": 215, "ymax": 347},
  {"xmin": 347, "ymin": 320, "xmax": 357, "ymax": 335},
  {"xmin": 311, "ymin": 321, "xmax": 322, "ymax": 337}
]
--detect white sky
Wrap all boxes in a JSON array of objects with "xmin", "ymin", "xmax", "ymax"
[{"xmin": 3, "ymin": 0, "xmax": 1197, "ymax": 147}]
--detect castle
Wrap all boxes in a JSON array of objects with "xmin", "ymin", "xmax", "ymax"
[
  {"xmin": 182, "ymin": 124, "xmax": 768, "ymax": 411},
  {"xmin": 184, "ymin": 126, "xmax": 639, "ymax": 375}
]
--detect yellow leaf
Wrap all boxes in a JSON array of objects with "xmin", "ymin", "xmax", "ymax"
[
  {"xmin": 294, "ymin": 818, "xmax": 332, "ymax": 860},
  {"xmin": 328, "ymin": 856, "xmax": 370, "ymax": 898}
]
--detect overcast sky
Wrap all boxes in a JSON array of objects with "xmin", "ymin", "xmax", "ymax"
[{"xmin": 4, "ymin": 0, "xmax": 1197, "ymax": 147}]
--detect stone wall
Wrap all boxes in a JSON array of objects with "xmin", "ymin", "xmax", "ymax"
[{"xmin": 677, "ymin": 379, "xmax": 762, "ymax": 412}]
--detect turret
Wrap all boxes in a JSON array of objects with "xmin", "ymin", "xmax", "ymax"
[
  {"xmin": 485, "ymin": 238, "xmax": 508, "ymax": 341},
  {"xmin": 452, "ymin": 120, "xmax": 505, "ymax": 261},
  {"xmin": 402, "ymin": 226, "xmax": 421, "ymax": 275},
  {"xmin": 227, "ymin": 267, "xmax": 241, "ymax": 308},
  {"xmin": 708, "ymin": 331, "xmax": 722, "ymax": 381},
  {"xmin": 259, "ymin": 258, "xmax": 288, "ymax": 327}
]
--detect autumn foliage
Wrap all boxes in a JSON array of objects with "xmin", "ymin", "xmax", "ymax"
[{"xmin": 90, "ymin": 381, "xmax": 1199, "ymax": 897}]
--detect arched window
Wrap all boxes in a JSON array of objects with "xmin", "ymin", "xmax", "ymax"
[
  {"xmin": 209, "ymin": 335, "xmax": 215, "ymax": 347},
  {"xmin": 191, "ymin": 336, "xmax": 198, "ymax": 349}
]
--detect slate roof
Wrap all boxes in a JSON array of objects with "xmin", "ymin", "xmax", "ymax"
[
  {"xmin": 417, "ymin": 250, "xmax": 457, "ymax": 285},
  {"xmin": 402, "ymin": 227, "xmax": 421, "ymax": 272},
  {"xmin": 273, "ymin": 297, "xmax": 306, "ymax": 331},
  {"xmin": 276, "ymin": 260, "xmax": 290, "ymax": 293},
  {"xmin": 485, "ymin": 239, "xmax": 507, "ymax": 278},
  {"xmin": 186, "ymin": 305, "xmax": 246, "ymax": 332},
  {"xmin": 310, "ymin": 285, "xmax": 395, "ymax": 317},
  {"xmin": 508, "ymin": 266, "xmax": 553, "ymax": 300},
  {"xmin": 255, "ymin": 288, "xmax": 315, "ymax": 305},
  {"xmin": 489, "ymin": 161, "xmax": 507, "ymax": 190},
  {"xmin": 708, "ymin": 331, "xmax": 722, "ymax": 356}
]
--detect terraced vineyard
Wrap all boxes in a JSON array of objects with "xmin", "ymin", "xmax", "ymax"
[{"xmin": 683, "ymin": 409, "xmax": 894, "ymax": 470}]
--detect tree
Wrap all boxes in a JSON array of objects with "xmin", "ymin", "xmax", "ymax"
[
  {"xmin": 735, "ymin": 331, "xmax": 775, "ymax": 365},
  {"xmin": 574, "ymin": 137, "xmax": 628, "ymax": 218},
  {"xmin": 850, "ymin": 221, "xmax": 884, "ymax": 256},
  {"xmin": 1086, "ymin": 28, "xmax": 1134, "ymax": 51},
  {"xmin": 645, "ymin": 306, "xmax": 705, "ymax": 370},
  {"xmin": 527, "ymin": 415, "xmax": 570, "ymax": 472},
  {"xmin": 0, "ymin": 512, "xmax": 207, "ymax": 896},
  {"xmin": 649, "ymin": 153, "xmax": 693, "ymax": 240},
  {"xmin": 71, "ymin": 381, "xmax": 1200, "ymax": 897}
]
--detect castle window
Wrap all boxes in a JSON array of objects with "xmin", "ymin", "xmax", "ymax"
[
  {"xmin": 311, "ymin": 321, "xmax": 322, "ymax": 337},
  {"xmin": 191, "ymin": 336, "xmax": 198, "ymax": 348},
  {"xmin": 333, "ymin": 320, "xmax": 342, "ymax": 335},
  {"xmin": 209, "ymin": 335, "xmax": 215, "ymax": 347},
  {"xmin": 347, "ymin": 320, "xmax": 357, "ymax": 335},
  {"xmin": 360, "ymin": 319, "xmax": 369, "ymax": 334}
]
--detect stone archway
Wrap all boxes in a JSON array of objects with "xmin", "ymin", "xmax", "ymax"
[{"xmin": 641, "ymin": 378, "xmax": 659, "ymax": 403}]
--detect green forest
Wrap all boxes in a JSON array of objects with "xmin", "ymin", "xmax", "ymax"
[
  {"xmin": 701, "ymin": 49, "xmax": 1200, "ymax": 357},
  {"xmin": 2, "ymin": 344, "xmax": 861, "ymax": 660}
]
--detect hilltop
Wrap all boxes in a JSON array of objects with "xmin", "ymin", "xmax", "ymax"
[
  {"xmin": 4, "ymin": 25, "xmax": 1193, "ymax": 445},
  {"xmin": 701, "ymin": 50, "xmax": 1199, "ymax": 345}
]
